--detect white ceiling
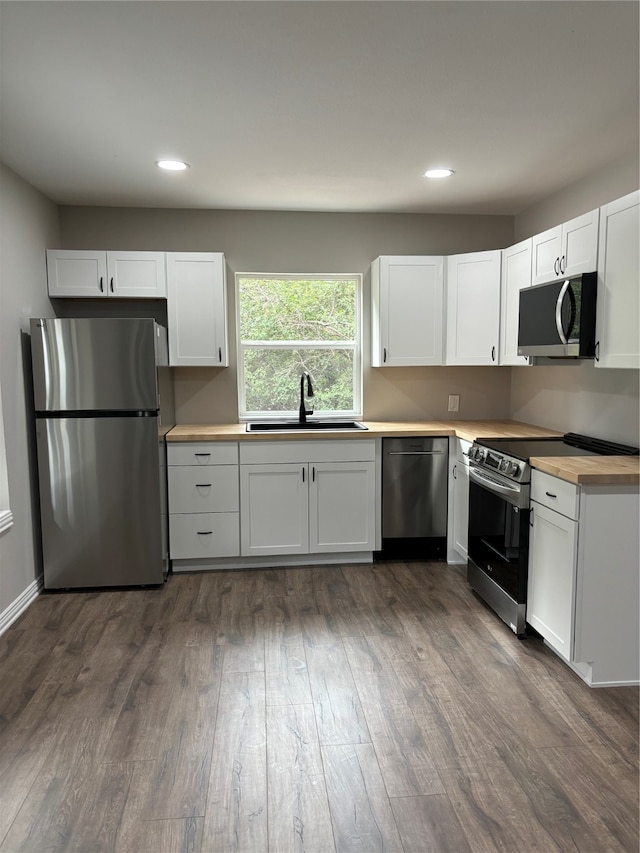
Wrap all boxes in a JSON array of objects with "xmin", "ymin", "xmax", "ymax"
[{"xmin": 1, "ymin": 1, "xmax": 638, "ymax": 215}]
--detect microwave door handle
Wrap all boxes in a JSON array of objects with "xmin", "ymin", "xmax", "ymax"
[{"xmin": 555, "ymin": 279, "xmax": 571, "ymax": 344}]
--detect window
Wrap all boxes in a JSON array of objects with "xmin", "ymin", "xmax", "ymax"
[{"xmin": 236, "ymin": 274, "xmax": 362, "ymax": 420}]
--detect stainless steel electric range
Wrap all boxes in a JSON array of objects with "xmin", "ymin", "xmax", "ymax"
[{"xmin": 466, "ymin": 432, "xmax": 638, "ymax": 636}]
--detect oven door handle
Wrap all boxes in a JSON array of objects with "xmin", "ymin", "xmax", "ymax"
[{"xmin": 468, "ymin": 466, "xmax": 523, "ymax": 499}]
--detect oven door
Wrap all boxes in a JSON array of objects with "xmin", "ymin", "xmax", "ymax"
[{"xmin": 467, "ymin": 465, "xmax": 530, "ymax": 635}]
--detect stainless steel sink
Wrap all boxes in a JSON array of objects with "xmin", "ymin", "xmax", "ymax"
[{"xmin": 246, "ymin": 420, "xmax": 367, "ymax": 432}]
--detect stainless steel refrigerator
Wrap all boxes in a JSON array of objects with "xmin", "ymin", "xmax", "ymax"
[{"xmin": 31, "ymin": 317, "xmax": 175, "ymax": 589}]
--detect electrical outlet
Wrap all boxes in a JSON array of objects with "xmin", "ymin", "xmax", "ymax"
[{"xmin": 448, "ymin": 394, "xmax": 460, "ymax": 413}]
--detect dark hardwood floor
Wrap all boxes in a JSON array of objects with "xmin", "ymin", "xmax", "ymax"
[{"xmin": 0, "ymin": 560, "xmax": 638, "ymax": 852}]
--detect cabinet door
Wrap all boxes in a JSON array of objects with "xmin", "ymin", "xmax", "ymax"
[
  {"xmin": 446, "ymin": 250, "xmax": 501, "ymax": 365},
  {"xmin": 527, "ymin": 501, "xmax": 578, "ymax": 661},
  {"xmin": 499, "ymin": 239, "xmax": 531, "ymax": 366},
  {"xmin": 46, "ymin": 250, "xmax": 108, "ymax": 297},
  {"xmin": 531, "ymin": 211, "xmax": 599, "ymax": 284},
  {"xmin": 595, "ymin": 190, "xmax": 639, "ymax": 369},
  {"xmin": 561, "ymin": 209, "xmax": 599, "ymax": 279},
  {"xmin": 309, "ymin": 461, "xmax": 375, "ymax": 553},
  {"xmin": 240, "ymin": 464, "xmax": 309, "ymax": 556},
  {"xmin": 531, "ymin": 226, "xmax": 562, "ymax": 285},
  {"xmin": 107, "ymin": 251, "xmax": 166, "ymax": 298},
  {"xmin": 451, "ymin": 460, "xmax": 469, "ymax": 560},
  {"xmin": 166, "ymin": 252, "xmax": 228, "ymax": 367},
  {"xmin": 371, "ymin": 256, "xmax": 444, "ymax": 366}
]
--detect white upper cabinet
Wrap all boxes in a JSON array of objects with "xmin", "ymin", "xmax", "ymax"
[
  {"xmin": 47, "ymin": 250, "xmax": 166, "ymax": 298},
  {"xmin": 531, "ymin": 209, "xmax": 599, "ymax": 285},
  {"xmin": 446, "ymin": 250, "xmax": 501, "ymax": 365},
  {"xmin": 371, "ymin": 256, "xmax": 444, "ymax": 366},
  {"xmin": 499, "ymin": 238, "xmax": 532, "ymax": 366},
  {"xmin": 595, "ymin": 190, "xmax": 639, "ymax": 369},
  {"xmin": 166, "ymin": 252, "xmax": 228, "ymax": 367}
]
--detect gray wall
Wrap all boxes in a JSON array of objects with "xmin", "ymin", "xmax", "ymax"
[
  {"xmin": 512, "ymin": 152, "xmax": 640, "ymax": 447},
  {"xmin": 0, "ymin": 164, "xmax": 57, "ymax": 618},
  {"xmin": 58, "ymin": 207, "xmax": 515, "ymax": 424},
  {"xmin": 514, "ymin": 149, "xmax": 639, "ymax": 241}
]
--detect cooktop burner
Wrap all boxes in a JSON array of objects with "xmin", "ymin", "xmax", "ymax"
[{"xmin": 476, "ymin": 432, "xmax": 639, "ymax": 462}]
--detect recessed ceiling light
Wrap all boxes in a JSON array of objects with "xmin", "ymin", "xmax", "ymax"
[
  {"xmin": 156, "ymin": 160, "xmax": 190, "ymax": 171},
  {"xmin": 424, "ymin": 168, "xmax": 454, "ymax": 178}
]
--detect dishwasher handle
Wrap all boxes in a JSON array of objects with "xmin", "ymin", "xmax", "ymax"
[{"xmin": 386, "ymin": 450, "xmax": 446, "ymax": 456}]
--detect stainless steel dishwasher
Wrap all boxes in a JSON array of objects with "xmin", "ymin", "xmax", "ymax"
[{"xmin": 381, "ymin": 437, "xmax": 448, "ymax": 556}]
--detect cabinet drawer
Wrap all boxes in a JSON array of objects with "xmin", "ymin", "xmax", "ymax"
[
  {"xmin": 531, "ymin": 470, "xmax": 579, "ymax": 520},
  {"xmin": 239, "ymin": 439, "xmax": 376, "ymax": 465},
  {"xmin": 168, "ymin": 442, "xmax": 238, "ymax": 466},
  {"xmin": 170, "ymin": 512, "xmax": 239, "ymax": 559},
  {"xmin": 168, "ymin": 466, "xmax": 239, "ymax": 513}
]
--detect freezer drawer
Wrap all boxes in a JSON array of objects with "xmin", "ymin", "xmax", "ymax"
[{"xmin": 35, "ymin": 415, "xmax": 164, "ymax": 588}]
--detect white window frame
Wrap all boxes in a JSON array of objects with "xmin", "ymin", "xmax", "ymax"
[{"xmin": 235, "ymin": 272, "xmax": 363, "ymax": 421}]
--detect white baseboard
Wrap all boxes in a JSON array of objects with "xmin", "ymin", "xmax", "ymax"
[
  {"xmin": 172, "ymin": 552, "xmax": 374, "ymax": 572},
  {"xmin": 0, "ymin": 575, "xmax": 43, "ymax": 636}
]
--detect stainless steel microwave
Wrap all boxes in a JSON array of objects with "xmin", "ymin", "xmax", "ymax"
[{"xmin": 518, "ymin": 272, "xmax": 598, "ymax": 358}]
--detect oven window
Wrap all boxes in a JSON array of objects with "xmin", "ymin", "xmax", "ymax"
[{"xmin": 468, "ymin": 481, "xmax": 529, "ymax": 602}]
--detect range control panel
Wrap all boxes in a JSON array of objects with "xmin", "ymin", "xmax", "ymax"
[{"xmin": 468, "ymin": 444, "xmax": 528, "ymax": 483}]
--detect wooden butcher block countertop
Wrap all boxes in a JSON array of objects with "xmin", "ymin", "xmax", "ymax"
[
  {"xmin": 167, "ymin": 419, "xmax": 563, "ymax": 442},
  {"xmin": 167, "ymin": 421, "xmax": 638, "ymax": 485},
  {"xmin": 531, "ymin": 455, "xmax": 640, "ymax": 485}
]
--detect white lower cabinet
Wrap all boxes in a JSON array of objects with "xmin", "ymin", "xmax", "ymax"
[
  {"xmin": 527, "ymin": 469, "xmax": 639, "ymax": 686},
  {"xmin": 240, "ymin": 463, "xmax": 310, "ymax": 556},
  {"xmin": 167, "ymin": 442, "xmax": 240, "ymax": 567},
  {"xmin": 527, "ymin": 500, "xmax": 578, "ymax": 662},
  {"xmin": 239, "ymin": 440, "xmax": 377, "ymax": 558},
  {"xmin": 447, "ymin": 438, "xmax": 470, "ymax": 563},
  {"xmin": 309, "ymin": 461, "xmax": 376, "ymax": 553}
]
